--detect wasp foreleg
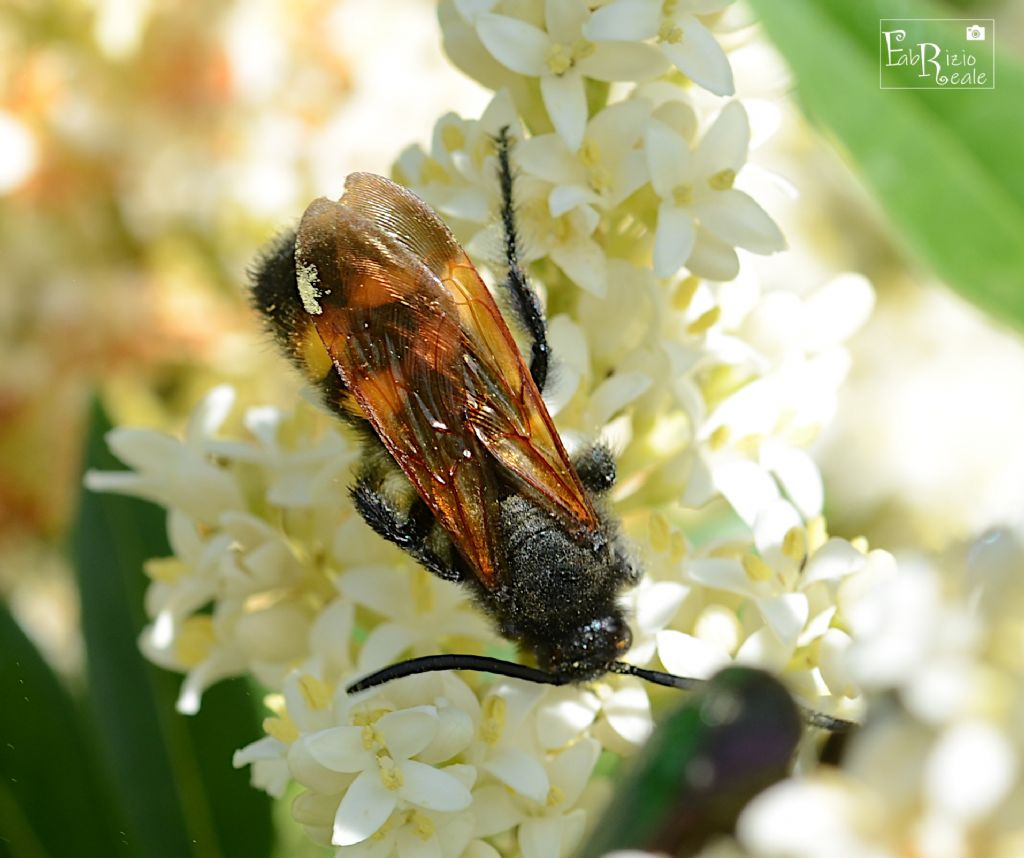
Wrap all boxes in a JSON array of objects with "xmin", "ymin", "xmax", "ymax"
[{"xmin": 495, "ymin": 126, "xmax": 550, "ymax": 393}]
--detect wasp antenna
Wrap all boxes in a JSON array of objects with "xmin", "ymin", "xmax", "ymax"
[
  {"xmin": 345, "ymin": 654, "xmax": 571, "ymax": 694},
  {"xmin": 608, "ymin": 661, "xmax": 704, "ymax": 691},
  {"xmin": 609, "ymin": 662, "xmax": 857, "ymax": 734}
]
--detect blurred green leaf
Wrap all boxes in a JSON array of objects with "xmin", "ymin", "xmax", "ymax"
[
  {"xmin": 72, "ymin": 398, "xmax": 274, "ymax": 858},
  {"xmin": 576, "ymin": 668, "xmax": 801, "ymax": 858},
  {"xmin": 747, "ymin": 0, "xmax": 1024, "ymax": 328},
  {"xmin": 0, "ymin": 601, "xmax": 127, "ymax": 857}
]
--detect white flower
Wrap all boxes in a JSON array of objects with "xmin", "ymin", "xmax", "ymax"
[
  {"xmin": 395, "ymin": 89, "xmax": 520, "ymax": 247},
  {"xmin": 476, "ymin": 0, "xmax": 668, "ymax": 150},
  {"xmin": 664, "ymin": 502, "xmax": 869, "ymax": 710},
  {"xmin": 515, "ymin": 173, "xmax": 609, "ymax": 295},
  {"xmin": 516, "ymin": 98, "xmax": 652, "ymax": 216},
  {"xmin": 645, "ymin": 101, "xmax": 784, "ymax": 279},
  {"xmin": 585, "ymin": 0, "xmax": 736, "ymax": 96},
  {"xmin": 336, "ymin": 564, "xmax": 497, "ymax": 675},
  {"xmin": 307, "ymin": 704, "xmax": 474, "ymax": 846},
  {"xmin": 84, "ymin": 385, "xmax": 244, "ymax": 524}
]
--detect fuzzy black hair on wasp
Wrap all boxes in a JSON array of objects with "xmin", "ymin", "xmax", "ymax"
[{"xmin": 249, "ymin": 128, "xmax": 854, "ymax": 734}]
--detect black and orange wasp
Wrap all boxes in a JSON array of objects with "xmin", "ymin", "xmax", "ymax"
[{"xmin": 249, "ymin": 129, "xmax": 851, "ymax": 731}]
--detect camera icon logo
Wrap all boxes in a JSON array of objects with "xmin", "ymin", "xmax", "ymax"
[{"xmin": 966, "ymin": 24, "xmax": 986, "ymax": 40}]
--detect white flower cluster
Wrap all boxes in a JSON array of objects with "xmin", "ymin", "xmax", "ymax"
[
  {"xmin": 692, "ymin": 528, "xmax": 1024, "ymax": 858},
  {"xmin": 88, "ymin": 2, "xmax": 883, "ymax": 855}
]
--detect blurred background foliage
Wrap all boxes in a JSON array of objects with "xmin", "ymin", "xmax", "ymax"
[{"xmin": 0, "ymin": 0, "xmax": 1022, "ymax": 854}]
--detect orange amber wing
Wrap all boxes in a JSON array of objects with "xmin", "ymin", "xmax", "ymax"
[
  {"xmin": 339, "ymin": 175, "xmax": 599, "ymax": 532},
  {"xmin": 295, "ymin": 175, "xmax": 598, "ymax": 586}
]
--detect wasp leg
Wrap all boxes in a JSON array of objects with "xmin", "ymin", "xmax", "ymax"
[
  {"xmin": 573, "ymin": 442, "xmax": 617, "ymax": 494},
  {"xmin": 495, "ymin": 126, "xmax": 550, "ymax": 392},
  {"xmin": 350, "ymin": 480, "xmax": 464, "ymax": 582}
]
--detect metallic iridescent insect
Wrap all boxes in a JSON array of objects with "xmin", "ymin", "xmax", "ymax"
[{"xmin": 249, "ymin": 130, "xmax": 851, "ymax": 732}]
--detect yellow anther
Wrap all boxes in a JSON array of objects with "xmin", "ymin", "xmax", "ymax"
[
  {"xmin": 650, "ymin": 513, "xmax": 670, "ymax": 552},
  {"xmin": 687, "ymin": 306, "xmax": 721, "ymax": 335},
  {"xmin": 673, "ymin": 275, "xmax": 700, "ymax": 311},
  {"xmin": 670, "ymin": 531, "xmax": 687, "ymax": 562},
  {"xmin": 412, "ymin": 569, "xmax": 435, "ymax": 614},
  {"xmin": 554, "ymin": 213, "xmax": 574, "ymax": 242},
  {"xmin": 658, "ymin": 20, "xmax": 683, "ymax": 43},
  {"xmin": 411, "ymin": 811, "xmax": 435, "ymax": 839},
  {"xmin": 709, "ymin": 168, "xmax": 736, "ymax": 190},
  {"xmin": 352, "ymin": 707, "xmax": 391, "ymax": 727},
  {"xmin": 298, "ymin": 674, "xmax": 332, "ymax": 711},
  {"xmin": 851, "ymin": 535, "xmax": 869, "ymax": 553},
  {"xmin": 378, "ymin": 755, "xmax": 404, "ymax": 791},
  {"xmin": 144, "ymin": 557, "xmax": 183, "ymax": 583},
  {"xmin": 481, "ymin": 694, "xmax": 507, "ymax": 745},
  {"xmin": 572, "ymin": 39, "xmax": 595, "ymax": 60},
  {"xmin": 782, "ymin": 526, "xmax": 807, "ymax": 561},
  {"xmin": 546, "ymin": 42, "xmax": 574, "ymax": 75},
  {"xmin": 371, "ymin": 814, "xmax": 397, "ymax": 841},
  {"xmin": 588, "ymin": 164, "xmax": 612, "ymax": 195},
  {"xmin": 362, "ymin": 724, "xmax": 381, "ymax": 751},
  {"xmin": 440, "ymin": 124, "xmax": 465, "ymax": 152},
  {"xmin": 263, "ymin": 715, "xmax": 299, "ymax": 744},
  {"xmin": 672, "ymin": 184, "xmax": 694, "ymax": 206},
  {"xmin": 806, "ymin": 516, "xmax": 828, "ymax": 554},
  {"xmin": 174, "ymin": 616, "xmax": 215, "ymax": 667},
  {"xmin": 420, "ymin": 158, "xmax": 450, "ymax": 185},
  {"xmin": 709, "ymin": 425, "xmax": 731, "ymax": 450},
  {"xmin": 546, "ymin": 785, "xmax": 566, "ymax": 808},
  {"xmin": 742, "ymin": 554, "xmax": 774, "ymax": 582},
  {"xmin": 662, "ymin": 0, "xmax": 679, "ymax": 15}
]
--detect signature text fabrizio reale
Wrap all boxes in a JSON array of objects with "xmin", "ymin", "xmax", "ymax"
[{"xmin": 882, "ymin": 29, "xmax": 989, "ymax": 85}]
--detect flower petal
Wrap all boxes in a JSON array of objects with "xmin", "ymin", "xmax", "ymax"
[
  {"xmin": 803, "ymin": 538, "xmax": 866, "ymax": 586},
  {"xmin": 519, "ymin": 816, "xmax": 566, "ymax": 858},
  {"xmin": 305, "ymin": 726, "xmax": 372, "ymax": 773},
  {"xmin": 541, "ymin": 70, "xmax": 587, "ymax": 151},
  {"xmin": 583, "ymin": 0, "xmax": 660, "ymax": 41},
  {"xmin": 549, "ymin": 183, "xmax": 600, "ymax": 216},
  {"xmin": 686, "ymin": 227, "xmax": 740, "ymax": 280},
  {"xmin": 333, "ymin": 769, "xmax": 397, "ymax": 846},
  {"xmin": 694, "ymin": 101, "xmax": 749, "ymax": 176},
  {"xmin": 545, "ymin": 0, "xmax": 588, "ymax": 42},
  {"xmin": 653, "ymin": 202, "xmax": 696, "ymax": 277},
  {"xmin": 377, "ymin": 706, "xmax": 440, "ymax": 760},
  {"xmin": 660, "ymin": 15, "xmax": 735, "ymax": 95},
  {"xmin": 481, "ymin": 750, "xmax": 549, "ymax": 802},
  {"xmin": 757, "ymin": 592, "xmax": 809, "ymax": 649},
  {"xmin": 645, "ymin": 119, "xmax": 692, "ymax": 196},
  {"xmin": 549, "ymin": 736, "xmax": 600, "ymax": 807},
  {"xmin": 603, "ymin": 682, "xmax": 654, "ymax": 746},
  {"xmin": 657, "ymin": 629, "xmax": 730, "ymax": 678},
  {"xmin": 517, "ymin": 134, "xmax": 580, "ymax": 184},
  {"xmin": 550, "ymin": 234, "xmax": 608, "ymax": 296},
  {"xmin": 580, "ymin": 41, "xmax": 669, "ymax": 82},
  {"xmin": 536, "ymin": 687, "xmax": 600, "ymax": 749},
  {"xmin": 693, "ymin": 189, "xmax": 786, "ymax": 254},
  {"xmin": 760, "ymin": 443, "xmax": 823, "ymax": 519},
  {"xmin": 713, "ymin": 459, "xmax": 780, "ymax": 526},
  {"xmin": 357, "ymin": 622, "xmax": 419, "ymax": 674},
  {"xmin": 398, "ymin": 760, "xmax": 473, "ymax": 811},
  {"xmin": 586, "ymin": 98, "xmax": 652, "ymax": 164},
  {"xmin": 476, "ymin": 14, "xmax": 549, "ymax": 76}
]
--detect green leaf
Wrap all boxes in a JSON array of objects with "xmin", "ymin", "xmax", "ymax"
[
  {"xmin": 746, "ymin": 0, "xmax": 1024, "ymax": 328},
  {"xmin": 72, "ymin": 398, "xmax": 274, "ymax": 858},
  {"xmin": 576, "ymin": 668, "xmax": 801, "ymax": 858},
  {"xmin": 0, "ymin": 601, "xmax": 127, "ymax": 857}
]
